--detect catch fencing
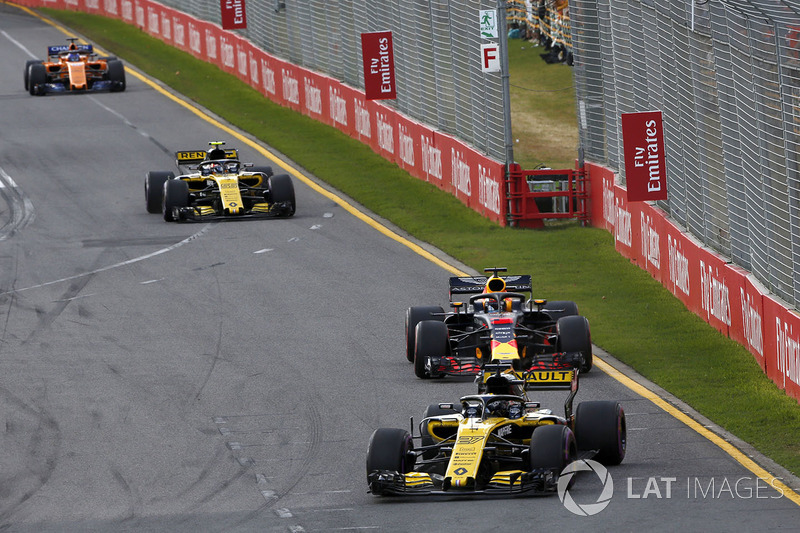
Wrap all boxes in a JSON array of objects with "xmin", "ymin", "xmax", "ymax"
[
  {"xmin": 159, "ymin": 0, "xmax": 509, "ymax": 163},
  {"xmin": 570, "ymin": 0, "xmax": 800, "ymax": 310}
]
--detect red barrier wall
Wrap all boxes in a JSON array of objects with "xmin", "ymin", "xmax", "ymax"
[
  {"xmin": 585, "ymin": 162, "xmax": 799, "ymax": 402},
  {"xmin": 14, "ymin": 0, "xmax": 507, "ymax": 226}
]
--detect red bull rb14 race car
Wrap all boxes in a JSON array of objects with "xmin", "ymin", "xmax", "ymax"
[
  {"xmin": 366, "ymin": 358, "xmax": 626, "ymax": 497},
  {"xmin": 25, "ymin": 38, "xmax": 125, "ymax": 96},
  {"xmin": 406, "ymin": 267, "xmax": 593, "ymax": 379},
  {"xmin": 145, "ymin": 141, "xmax": 295, "ymax": 222}
]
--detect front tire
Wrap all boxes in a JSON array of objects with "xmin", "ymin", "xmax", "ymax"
[
  {"xmin": 107, "ymin": 59, "xmax": 126, "ymax": 92},
  {"xmin": 414, "ymin": 320, "xmax": 449, "ymax": 379},
  {"xmin": 557, "ymin": 315, "xmax": 593, "ymax": 373},
  {"xmin": 163, "ymin": 179, "xmax": 189, "ymax": 222},
  {"xmin": 145, "ymin": 171, "xmax": 174, "ymax": 213},
  {"xmin": 574, "ymin": 401, "xmax": 626, "ymax": 465},
  {"xmin": 366, "ymin": 428, "xmax": 414, "ymax": 475},
  {"xmin": 529, "ymin": 424, "xmax": 576, "ymax": 473},
  {"xmin": 24, "ymin": 60, "xmax": 42, "ymax": 91},
  {"xmin": 28, "ymin": 63, "xmax": 47, "ymax": 96},
  {"xmin": 267, "ymin": 174, "xmax": 295, "ymax": 216},
  {"xmin": 405, "ymin": 306, "xmax": 444, "ymax": 362}
]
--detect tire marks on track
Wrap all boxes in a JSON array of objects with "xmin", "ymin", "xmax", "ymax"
[
  {"xmin": 0, "ymin": 165, "xmax": 35, "ymax": 242},
  {"xmin": 0, "ymin": 386, "xmax": 61, "ymax": 524},
  {"xmin": 0, "ymin": 224, "xmax": 215, "ymax": 298}
]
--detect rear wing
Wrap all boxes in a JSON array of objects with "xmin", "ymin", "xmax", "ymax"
[
  {"xmin": 175, "ymin": 149, "xmax": 239, "ymax": 166},
  {"xmin": 449, "ymin": 274, "xmax": 532, "ymax": 301},
  {"xmin": 48, "ymin": 44, "xmax": 92, "ymax": 57},
  {"xmin": 482, "ymin": 358, "xmax": 579, "ymax": 419}
]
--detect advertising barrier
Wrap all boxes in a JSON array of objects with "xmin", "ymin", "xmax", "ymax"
[{"xmin": 586, "ymin": 161, "xmax": 800, "ymax": 402}]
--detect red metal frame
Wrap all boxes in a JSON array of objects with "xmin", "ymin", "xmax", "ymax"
[{"xmin": 506, "ymin": 163, "xmax": 588, "ymax": 228}]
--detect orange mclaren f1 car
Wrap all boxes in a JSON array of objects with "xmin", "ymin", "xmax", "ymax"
[{"xmin": 25, "ymin": 38, "xmax": 126, "ymax": 96}]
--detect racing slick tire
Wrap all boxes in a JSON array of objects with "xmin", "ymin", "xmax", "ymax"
[
  {"xmin": 414, "ymin": 320, "xmax": 449, "ymax": 379},
  {"xmin": 420, "ymin": 404, "xmax": 456, "ymax": 460},
  {"xmin": 267, "ymin": 174, "xmax": 295, "ymax": 216},
  {"xmin": 366, "ymin": 428, "xmax": 414, "ymax": 477},
  {"xmin": 556, "ymin": 315, "xmax": 593, "ymax": 373},
  {"xmin": 107, "ymin": 59, "xmax": 126, "ymax": 92},
  {"xmin": 145, "ymin": 171, "xmax": 174, "ymax": 213},
  {"xmin": 574, "ymin": 401, "xmax": 626, "ymax": 466},
  {"xmin": 28, "ymin": 63, "xmax": 47, "ymax": 96},
  {"xmin": 163, "ymin": 179, "xmax": 189, "ymax": 222},
  {"xmin": 529, "ymin": 424, "xmax": 577, "ymax": 474},
  {"xmin": 405, "ymin": 306, "xmax": 445, "ymax": 362},
  {"xmin": 251, "ymin": 166, "xmax": 274, "ymax": 178},
  {"xmin": 543, "ymin": 300, "xmax": 579, "ymax": 320},
  {"xmin": 24, "ymin": 60, "xmax": 42, "ymax": 91}
]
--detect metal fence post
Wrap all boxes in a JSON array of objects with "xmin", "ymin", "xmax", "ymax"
[{"xmin": 497, "ymin": 0, "xmax": 515, "ymax": 226}]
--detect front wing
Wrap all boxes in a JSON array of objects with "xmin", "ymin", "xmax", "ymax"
[
  {"xmin": 367, "ymin": 468, "xmax": 558, "ymax": 497},
  {"xmin": 173, "ymin": 201, "xmax": 293, "ymax": 221},
  {"xmin": 38, "ymin": 80, "xmax": 118, "ymax": 94}
]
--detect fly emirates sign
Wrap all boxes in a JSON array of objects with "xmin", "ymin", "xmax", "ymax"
[
  {"xmin": 361, "ymin": 31, "xmax": 396, "ymax": 100},
  {"xmin": 621, "ymin": 111, "xmax": 668, "ymax": 202}
]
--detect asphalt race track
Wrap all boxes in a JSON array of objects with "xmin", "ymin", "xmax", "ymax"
[{"xmin": 0, "ymin": 6, "xmax": 798, "ymax": 532}]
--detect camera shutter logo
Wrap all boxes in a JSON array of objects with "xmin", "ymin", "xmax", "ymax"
[{"xmin": 557, "ymin": 459, "xmax": 614, "ymax": 516}]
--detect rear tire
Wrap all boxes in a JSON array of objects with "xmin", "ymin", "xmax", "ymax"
[
  {"xmin": 557, "ymin": 315, "xmax": 593, "ymax": 373},
  {"xmin": 107, "ymin": 59, "xmax": 126, "ymax": 92},
  {"xmin": 405, "ymin": 306, "xmax": 444, "ymax": 362},
  {"xmin": 529, "ymin": 424, "xmax": 576, "ymax": 474},
  {"xmin": 267, "ymin": 174, "xmax": 295, "ymax": 216},
  {"xmin": 420, "ymin": 404, "xmax": 456, "ymax": 459},
  {"xmin": 28, "ymin": 63, "xmax": 47, "ymax": 96},
  {"xmin": 366, "ymin": 428, "xmax": 414, "ymax": 475},
  {"xmin": 251, "ymin": 165, "xmax": 273, "ymax": 178},
  {"xmin": 543, "ymin": 300, "xmax": 579, "ymax": 320},
  {"xmin": 414, "ymin": 320, "xmax": 449, "ymax": 379},
  {"xmin": 145, "ymin": 171, "xmax": 174, "ymax": 213},
  {"xmin": 163, "ymin": 179, "xmax": 189, "ymax": 222},
  {"xmin": 574, "ymin": 401, "xmax": 626, "ymax": 465}
]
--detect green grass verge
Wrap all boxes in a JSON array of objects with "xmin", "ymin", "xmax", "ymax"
[{"xmin": 42, "ymin": 9, "xmax": 800, "ymax": 475}]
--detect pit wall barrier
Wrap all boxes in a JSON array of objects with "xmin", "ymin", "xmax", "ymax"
[
  {"xmin": 14, "ymin": 0, "xmax": 507, "ymax": 225},
  {"xmin": 586, "ymin": 162, "xmax": 800, "ymax": 402}
]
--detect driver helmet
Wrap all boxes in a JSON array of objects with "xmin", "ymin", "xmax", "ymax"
[
  {"xmin": 476, "ymin": 297, "xmax": 499, "ymax": 313},
  {"xmin": 68, "ymin": 52, "xmax": 80, "ymax": 62},
  {"xmin": 213, "ymin": 163, "xmax": 225, "ymax": 174},
  {"xmin": 486, "ymin": 399, "xmax": 509, "ymax": 418}
]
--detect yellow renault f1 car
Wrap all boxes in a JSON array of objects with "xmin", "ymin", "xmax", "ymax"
[
  {"xmin": 25, "ymin": 38, "xmax": 125, "ymax": 96},
  {"xmin": 145, "ymin": 141, "xmax": 295, "ymax": 222},
  {"xmin": 406, "ymin": 267, "xmax": 593, "ymax": 379},
  {"xmin": 366, "ymin": 359, "xmax": 626, "ymax": 497}
]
